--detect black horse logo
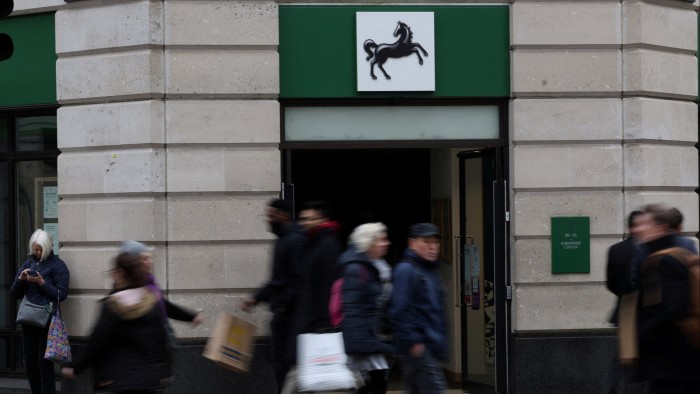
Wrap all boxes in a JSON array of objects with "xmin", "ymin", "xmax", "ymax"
[{"xmin": 363, "ymin": 21, "xmax": 429, "ymax": 80}]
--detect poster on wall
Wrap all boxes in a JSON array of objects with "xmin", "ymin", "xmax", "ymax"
[
  {"xmin": 43, "ymin": 223, "xmax": 59, "ymax": 254},
  {"xmin": 43, "ymin": 186, "xmax": 58, "ymax": 219},
  {"xmin": 356, "ymin": 12, "xmax": 435, "ymax": 92}
]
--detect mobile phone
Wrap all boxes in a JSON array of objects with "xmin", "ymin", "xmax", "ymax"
[{"xmin": 27, "ymin": 270, "xmax": 37, "ymax": 276}]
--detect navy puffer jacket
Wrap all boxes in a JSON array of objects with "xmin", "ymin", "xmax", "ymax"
[
  {"xmin": 11, "ymin": 251, "xmax": 69, "ymax": 310},
  {"xmin": 339, "ymin": 248, "xmax": 394, "ymax": 355}
]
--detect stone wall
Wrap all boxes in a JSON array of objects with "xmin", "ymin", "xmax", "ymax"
[
  {"xmin": 55, "ymin": 0, "xmax": 282, "ymax": 338},
  {"xmin": 510, "ymin": 0, "xmax": 698, "ymax": 333}
]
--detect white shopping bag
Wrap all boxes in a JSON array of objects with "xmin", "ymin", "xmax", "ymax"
[{"xmin": 296, "ymin": 332, "xmax": 356, "ymax": 392}]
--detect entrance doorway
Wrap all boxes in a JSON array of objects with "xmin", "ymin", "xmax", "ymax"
[
  {"xmin": 288, "ymin": 149, "xmax": 431, "ymax": 257},
  {"xmin": 285, "ymin": 147, "xmax": 510, "ymax": 392}
]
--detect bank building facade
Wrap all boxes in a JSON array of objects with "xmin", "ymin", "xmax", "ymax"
[{"xmin": 0, "ymin": 0, "xmax": 698, "ymax": 393}]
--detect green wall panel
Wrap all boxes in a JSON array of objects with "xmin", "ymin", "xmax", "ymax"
[
  {"xmin": 0, "ymin": 13, "xmax": 57, "ymax": 107},
  {"xmin": 280, "ymin": 5, "xmax": 510, "ymax": 99}
]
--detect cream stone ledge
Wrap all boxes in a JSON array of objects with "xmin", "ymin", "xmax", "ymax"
[
  {"xmin": 57, "ymin": 45, "xmax": 278, "ymax": 58},
  {"xmin": 510, "ymin": 0, "xmax": 697, "ymax": 10}
]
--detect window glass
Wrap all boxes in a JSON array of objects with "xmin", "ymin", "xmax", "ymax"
[
  {"xmin": 0, "ymin": 338, "xmax": 7, "ymax": 370},
  {"xmin": 285, "ymin": 105, "xmax": 500, "ymax": 142},
  {"xmin": 0, "ymin": 162, "xmax": 8, "ymax": 329},
  {"xmin": 16, "ymin": 160, "xmax": 58, "ymax": 261},
  {"xmin": 0, "ymin": 118, "xmax": 8, "ymax": 152},
  {"xmin": 15, "ymin": 116, "xmax": 57, "ymax": 152}
]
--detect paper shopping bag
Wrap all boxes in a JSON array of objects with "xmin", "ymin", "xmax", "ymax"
[
  {"xmin": 296, "ymin": 332, "xmax": 356, "ymax": 392},
  {"xmin": 203, "ymin": 313, "xmax": 257, "ymax": 373}
]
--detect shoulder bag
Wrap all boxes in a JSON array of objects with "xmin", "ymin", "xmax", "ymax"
[{"xmin": 16, "ymin": 297, "xmax": 52, "ymax": 328}]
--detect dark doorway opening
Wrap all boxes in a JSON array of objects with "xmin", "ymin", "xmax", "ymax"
[{"xmin": 288, "ymin": 148, "xmax": 431, "ymax": 261}]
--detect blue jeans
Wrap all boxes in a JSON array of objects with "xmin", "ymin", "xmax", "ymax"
[
  {"xmin": 400, "ymin": 349, "xmax": 446, "ymax": 394},
  {"xmin": 21, "ymin": 323, "xmax": 55, "ymax": 394}
]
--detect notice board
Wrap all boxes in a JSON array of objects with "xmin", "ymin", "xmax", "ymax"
[{"xmin": 551, "ymin": 216, "xmax": 590, "ymax": 274}]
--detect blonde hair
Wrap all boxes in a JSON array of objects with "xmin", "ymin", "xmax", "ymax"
[
  {"xmin": 349, "ymin": 222, "xmax": 387, "ymax": 253},
  {"xmin": 29, "ymin": 229, "xmax": 53, "ymax": 261}
]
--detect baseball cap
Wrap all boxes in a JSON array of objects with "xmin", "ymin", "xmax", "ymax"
[
  {"xmin": 118, "ymin": 240, "xmax": 152, "ymax": 257},
  {"xmin": 408, "ymin": 223, "xmax": 441, "ymax": 238}
]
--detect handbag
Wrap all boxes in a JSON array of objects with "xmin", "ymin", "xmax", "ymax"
[
  {"xmin": 296, "ymin": 332, "xmax": 356, "ymax": 392},
  {"xmin": 16, "ymin": 297, "xmax": 52, "ymax": 328},
  {"xmin": 44, "ymin": 291, "xmax": 72, "ymax": 363}
]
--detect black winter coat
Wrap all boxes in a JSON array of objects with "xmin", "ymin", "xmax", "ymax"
[
  {"xmin": 605, "ymin": 237, "xmax": 636, "ymax": 324},
  {"xmin": 339, "ymin": 248, "xmax": 394, "ymax": 355},
  {"xmin": 72, "ymin": 286, "xmax": 172, "ymax": 392},
  {"xmin": 254, "ymin": 223, "xmax": 304, "ymax": 313},
  {"xmin": 294, "ymin": 222, "xmax": 342, "ymax": 335},
  {"xmin": 637, "ymin": 234, "xmax": 700, "ymax": 384}
]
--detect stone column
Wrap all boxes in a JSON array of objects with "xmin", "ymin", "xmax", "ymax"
[
  {"xmin": 56, "ymin": 0, "xmax": 280, "ymax": 337},
  {"xmin": 511, "ymin": 0, "xmax": 626, "ymax": 332}
]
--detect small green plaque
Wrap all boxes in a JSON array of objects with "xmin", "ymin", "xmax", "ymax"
[{"xmin": 551, "ymin": 216, "xmax": 590, "ymax": 274}]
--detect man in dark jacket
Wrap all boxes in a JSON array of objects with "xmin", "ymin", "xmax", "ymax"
[
  {"xmin": 241, "ymin": 199, "xmax": 304, "ymax": 392},
  {"xmin": 604, "ymin": 210, "xmax": 643, "ymax": 394},
  {"xmin": 389, "ymin": 223, "xmax": 448, "ymax": 394},
  {"xmin": 634, "ymin": 204, "xmax": 700, "ymax": 393},
  {"xmin": 280, "ymin": 201, "xmax": 342, "ymax": 394},
  {"xmin": 294, "ymin": 201, "xmax": 342, "ymax": 334},
  {"xmin": 607, "ymin": 211, "xmax": 644, "ymax": 325}
]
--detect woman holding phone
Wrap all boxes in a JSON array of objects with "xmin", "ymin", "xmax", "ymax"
[{"xmin": 10, "ymin": 229, "xmax": 70, "ymax": 394}]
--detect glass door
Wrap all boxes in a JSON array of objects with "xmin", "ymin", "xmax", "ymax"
[{"xmin": 457, "ymin": 148, "xmax": 510, "ymax": 393}]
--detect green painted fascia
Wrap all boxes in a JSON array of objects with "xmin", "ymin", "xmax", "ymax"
[
  {"xmin": 0, "ymin": 13, "xmax": 57, "ymax": 108},
  {"xmin": 280, "ymin": 5, "xmax": 510, "ymax": 99}
]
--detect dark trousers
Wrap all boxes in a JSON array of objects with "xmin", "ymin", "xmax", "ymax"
[
  {"xmin": 270, "ymin": 313, "xmax": 292, "ymax": 393},
  {"xmin": 648, "ymin": 380, "xmax": 700, "ymax": 394},
  {"xmin": 400, "ymin": 350, "xmax": 446, "ymax": 394},
  {"xmin": 357, "ymin": 369, "xmax": 389, "ymax": 394},
  {"xmin": 21, "ymin": 323, "xmax": 55, "ymax": 394}
]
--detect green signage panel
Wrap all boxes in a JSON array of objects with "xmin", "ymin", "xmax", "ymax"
[
  {"xmin": 0, "ymin": 13, "xmax": 57, "ymax": 107},
  {"xmin": 551, "ymin": 217, "xmax": 590, "ymax": 274},
  {"xmin": 279, "ymin": 5, "xmax": 509, "ymax": 99}
]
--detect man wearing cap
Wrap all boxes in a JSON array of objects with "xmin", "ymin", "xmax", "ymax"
[
  {"xmin": 389, "ymin": 223, "xmax": 448, "ymax": 393},
  {"xmin": 118, "ymin": 241, "xmax": 204, "ymax": 326}
]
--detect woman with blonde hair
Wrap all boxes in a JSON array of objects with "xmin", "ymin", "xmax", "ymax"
[
  {"xmin": 11, "ymin": 229, "xmax": 70, "ymax": 394},
  {"xmin": 338, "ymin": 222, "xmax": 394, "ymax": 394}
]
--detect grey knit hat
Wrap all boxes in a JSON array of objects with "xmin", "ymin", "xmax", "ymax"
[{"xmin": 118, "ymin": 240, "xmax": 152, "ymax": 257}]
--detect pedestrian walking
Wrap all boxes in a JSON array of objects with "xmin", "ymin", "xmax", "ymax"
[
  {"xmin": 62, "ymin": 253, "xmax": 173, "ymax": 393},
  {"xmin": 10, "ymin": 229, "xmax": 70, "ymax": 394},
  {"xmin": 338, "ymin": 222, "xmax": 395, "ymax": 394},
  {"xmin": 633, "ymin": 205, "xmax": 700, "ymax": 393},
  {"xmin": 241, "ymin": 199, "xmax": 304, "ymax": 392},
  {"xmin": 118, "ymin": 240, "xmax": 204, "ymax": 327},
  {"xmin": 281, "ymin": 201, "xmax": 342, "ymax": 394},
  {"xmin": 604, "ymin": 211, "xmax": 644, "ymax": 394},
  {"xmin": 389, "ymin": 223, "xmax": 448, "ymax": 394}
]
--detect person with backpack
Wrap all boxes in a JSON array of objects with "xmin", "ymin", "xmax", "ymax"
[
  {"xmin": 633, "ymin": 204, "xmax": 700, "ymax": 393},
  {"xmin": 388, "ymin": 223, "xmax": 448, "ymax": 394},
  {"xmin": 337, "ymin": 222, "xmax": 395, "ymax": 394}
]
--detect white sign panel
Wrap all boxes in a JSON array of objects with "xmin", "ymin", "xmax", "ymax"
[
  {"xmin": 43, "ymin": 186, "xmax": 58, "ymax": 219},
  {"xmin": 356, "ymin": 12, "xmax": 435, "ymax": 92}
]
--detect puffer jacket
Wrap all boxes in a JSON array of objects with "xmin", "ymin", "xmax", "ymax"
[
  {"xmin": 388, "ymin": 249, "xmax": 448, "ymax": 361},
  {"xmin": 10, "ymin": 251, "xmax": 69, "ymax": 310},
  {"xmin": 72, "ymin": 286, "xmax": 172, "ymax": 392},
  {"xmin": 338, "ymin": 247, "xmax": 394, "ymax": 355}
]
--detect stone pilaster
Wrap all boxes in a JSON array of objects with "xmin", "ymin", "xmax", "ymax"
[
  {"xmin": 511, "ymin": 0, "xmax": 698, "ymax": 332},
  {"xmin": 56, "ymin": 0, "xmax": 281, "ymax": 337}
]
